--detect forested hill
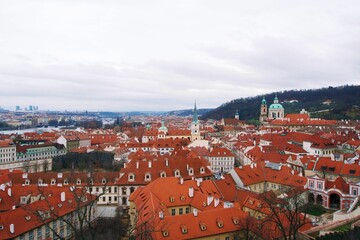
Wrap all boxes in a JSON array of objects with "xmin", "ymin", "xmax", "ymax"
[{"xmin": 200, "ymin": 85, "xmax": 360, "ymax": 121}]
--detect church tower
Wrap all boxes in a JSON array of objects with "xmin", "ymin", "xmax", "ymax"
[
  {"xmin": 259, "ymin": 97, "xmax": 268, "ymax": 123},
  {"xmin": 191, "ymin": 101, "xmax": 201, "ymax": 141},
  {"xmin": 268, "ymin": 95, "xmax": 284, "ymax": 120},
  {"xmin": 235, "ymin": 109, "xmax": 239, "ymax": 120}
]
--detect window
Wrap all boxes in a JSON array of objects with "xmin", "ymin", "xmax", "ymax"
[
  {"xmin": 171, "ymin": 209, "xmax": 176, "ymax": 216},
  {"xmin": 145, "ymin": 173, "xmax": 151, "ymax": 181},
  {"xmin": 37, "ymin": 227, "xmax": 42, "ymax": 238},
  {"xmin": 128, "ymin": 173, "xmax": 135, "ymax": 181},
  {"xmin": 186, "ymin": 207, "xmax": 190, "ymax": 214},
  {"xmin": 181, "ymin": 225, "xmax": 188, "ymax": 234},
  {"xmin": 29, "ymin": 230, "xmax": 34, "ymax": 240},
  {"xmin": 162, "ymin": 230, "xmax": 169, "ymax": 237},
  {"xmin": 179, "ymin": 208, "xmax": 183, "ymax": 215},
  {"xmin": 353, "ymin": 188, "xmax": 358, "ymax": 196},
  {"xmin": 108, "ymin": 196, "xmax": 112, "ymax": 202},
  {"xmin": 45, "ymin": 226, "xmax": 50, "ymax": 238},
  {"xmin": 317, "ymin": 182, "xmax": 323, "ymax": 189},
  {"xmin": 216, "ymin": 219, "xmax": 224, "ymax": 228},
  {"xmin": 310, "ymin": 181, "xmax": 314, "ymax": 188},
  {"xmin": 122, "ymin": 187, "xmax": 127, "ymax": 195},
  {"xmin": 199, "ymin": 222, "xmax": 207, "ymax": 231}
]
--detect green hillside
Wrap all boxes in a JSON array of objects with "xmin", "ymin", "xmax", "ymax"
[{"xmin": 201, "ymin": 85, "xmax": 360, "ymax": 121}]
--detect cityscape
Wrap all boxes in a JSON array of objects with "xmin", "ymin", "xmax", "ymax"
[
  {"xmin": 1, "ymin": 1, "xmax": 360, "ymax": 240},
  {"xmin": 1, "ymin": 91, "xmax": 360, "ymax": 239}
]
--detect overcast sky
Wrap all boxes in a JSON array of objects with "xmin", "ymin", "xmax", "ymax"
[{"xmin": 0, "ymin": 0, "xmax": 359, "ymax": 112}]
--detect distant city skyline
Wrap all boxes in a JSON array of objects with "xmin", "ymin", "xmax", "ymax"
[{"xmin": 1, "ymin": 0, "xmax": 359, "ymax": 111}]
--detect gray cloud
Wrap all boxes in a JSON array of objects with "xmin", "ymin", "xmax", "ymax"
[{"xmin": 0, "ymin": 0, "xmax": 359, "ymax": 111}]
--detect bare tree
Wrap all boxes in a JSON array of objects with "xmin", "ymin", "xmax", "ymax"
[
  {"xmin": 258, "ymin": 188, "xmax": 311, "ymax": 240},
  {"xmin": 25, "ymin": 173, "xmax": 125, "ymax": 240}
]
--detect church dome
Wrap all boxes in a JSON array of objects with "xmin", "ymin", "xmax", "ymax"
[
  {"xmin": 269, "ymin": 103, "xmax": 284, "ymax": 109},
  {"xmin": 269, "ymin": 95, "xmax": 283, "ymax": 109}
]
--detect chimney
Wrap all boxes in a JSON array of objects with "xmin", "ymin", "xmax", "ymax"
[
  {"xmin": 193, "ymin": 208, "xmax": 198, "ymax": 217},
  {"xmin": 250, "ymin": 164, "xmax": 254, "ymax": 169},
  {"xmin": 179, "ymin": 177, "xmax": 184, "ymax": 185},
  {"xmin": 291, "ymin": 170, "xmax": 294, "ymax": 175},
  {"xmin": 7, "ymin": 188, "xmax": 11, "ymax": 197},
  {"xmin": 207, "ymin": 195, "xmax": 214, "ymax": 206},
  {"xmin": 165, "ymin": 159, "xmax": 169, "ymax": 167},
  {"xmin": 61, "ymin": 192, "xmax": 65, "ymax": 202},
  {"xmin": 214, "ymin": 198, "xmax": 220, "ymax": 207},
  {"xmin": 57, "ymin": 173, "xmax": 63, "ymax": 178},
  {"xmin": 124, "ymin": 163, "xmax": 127, "ymax": 168},
  {"xmin": 189, "ymin": 187, "xmax": 194, "ymax": 198},
  {"xmin": 10, "ymin": 224, "xmax": 14, "ymax": 234},
  {"xmin": 159, "ymin": 211, "xmax": 164, "ymax": 219},
  {"xmin": 22, "ymin": 173, "xmax": 28, "ymax": 179},
  {"xmin": 136, "ymin": 161, "xmax": 139, "ymax": 169},
  {"xmin": 148, "ymin": 161, "xmax": 152, "ymax": 169}
]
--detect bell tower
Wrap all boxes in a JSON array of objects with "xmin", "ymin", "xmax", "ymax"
[
  {"xmin": 259, "ymin": 97, "xmax": 267, "ymax": 123},
  {"xmin": 191, "ymin": 101, "xmax": 200, "ymax": 141}
]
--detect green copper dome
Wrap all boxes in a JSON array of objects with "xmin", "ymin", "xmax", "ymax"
[
  {"xmin": 269, "ymin": 95, "xmax": 283, "ymax": 109},
  {"xmin": 269, "ymin": 103, "xmax": 284, "ymax": 109}
]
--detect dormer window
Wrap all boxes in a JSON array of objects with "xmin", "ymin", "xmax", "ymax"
[
  {"xmin": 51, "ymin": 179, "xmax": 56, "ymax": 185},
  {"xmin": 216, "ymin": 219, "xmax": 223, "ymax": 228},
  {"xmin": 102, "ymin": 178, "xmax": 106, "ymax": 184},
  {"xmin": 38, "ymin": 179, "xmax": 43, "ymax": 185},
  {"xmin": 128, "ymin": 173, "xmax": 135, "ymax": 182},
  {"xmin": 188, "ymin": 168, "xmax": 194, "ymax": 176},
  {"xmin": 174, "ymin": 170, "xmax": 180, "ymax": 177},
  {"xmin": 64, "ymin": 179, "xmax": 69, "ymax": 185},
  {"xmin": 160, "ymin": 171, "xmax": 166, "ymax": 178},
  {"xmin": 145, "ymin": 173, "xmax": 151, "ymax": 181},
  {"xmin": 232, "ymin": 217, "xmax": 240, "ymax": 225},
  {"xmin": 162, "ymin": 230, "xmax": 169, "ymax": 237},
  {"xmin": 199, "ymin": 222, "xmax": 207, "ymax": 231},
  {"xmin": 76, "ymin": 179, "xmax": 81, "ymax": 185},
  {"xmin": 170, "ymin": 197, "xmax": 175, "ymax": 203},
  {"xmin": 180, "ymin": 225, "xmax": 188, "ymax": 234},
  {"xmin": 25, "ymin": 179, "xmax": 30, "ymax": 185},
  {"xmin": 200, "ymin": 167, "xmax": 205, "ymax": 174}
]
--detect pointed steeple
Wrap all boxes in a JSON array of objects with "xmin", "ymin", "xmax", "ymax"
[{"xmin": 192, "ymin": 101, "xmax": 198, "ymax": 124}]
